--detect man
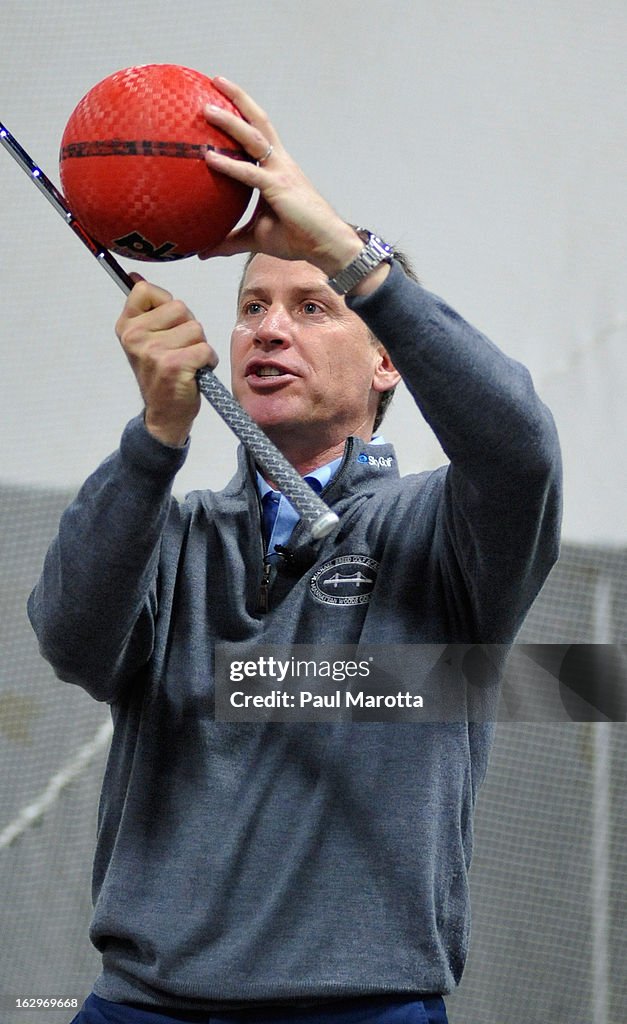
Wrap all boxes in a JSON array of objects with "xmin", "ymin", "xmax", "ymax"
[{"xmin": 28, "ymin": 79, "xmax": 561, "ymax": 1024}]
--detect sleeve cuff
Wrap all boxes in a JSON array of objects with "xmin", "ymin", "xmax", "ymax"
[{"xmin": 119, "ymin": 413, "xmax": 190, "ymax": 481}]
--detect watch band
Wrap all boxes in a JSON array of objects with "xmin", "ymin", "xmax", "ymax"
[{"xmin": 327, "ymin": 228, "xmax": 394, "ymax": 295}]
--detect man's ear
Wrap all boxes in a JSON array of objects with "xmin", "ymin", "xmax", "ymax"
[{"xmin": 372, "ymin": 346, "xmax": 401, "ymax": 393}]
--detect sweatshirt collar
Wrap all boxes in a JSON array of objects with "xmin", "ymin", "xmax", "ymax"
[{"xmin": 255, "ymin": 434, "xmax": 387, "ymax": 500}]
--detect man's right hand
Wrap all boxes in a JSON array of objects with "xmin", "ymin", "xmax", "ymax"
[{"xmin": 116, "ymin": 277, "xmax": 218, "ymax": 447}]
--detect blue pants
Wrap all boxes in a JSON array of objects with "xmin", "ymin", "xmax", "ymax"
[{"xmin": 70, "ymin": 993, "xmax": 448, "ymax": 1024}]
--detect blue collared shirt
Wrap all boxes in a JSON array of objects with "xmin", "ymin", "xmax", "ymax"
[{"xmin": 256, "ymin": 437, "xmax": 385, "ymax": 560}]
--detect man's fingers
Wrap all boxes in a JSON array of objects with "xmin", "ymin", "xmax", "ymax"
[
  {"xmin": 151, "ymin": 339, "xmax": 219, "ymax": 377},
  {"xmin": 204, "ymin": 76, "xmax": 283, "ymax": 179},
  {"xmin": 210, "ymin": 76, "xmax": 279, "ymax": 143},
  {"xmin": 138, "ymin": 301, "xmax": 200, "ymax": 337},
  {"xmin": 205, "ymin": 103, "xmax": 273, "ymax": 159},
  {"xmin": 203, "ymin": 99, "xmax": 280, "ymax": 191},
  {"xmin": 117, "ymin": 293, "xmax": 200, "ymax": 346},
  {"xmin": 145, "ymin": 319, "xmax": 212, "ymax": 354},
  {"xmin": 125, "ymin": 278, "xmax": 174, "ymax": 316},
  {"xmin": 122, "ymin": 316, "xmax": 218, "ymax": 368}
]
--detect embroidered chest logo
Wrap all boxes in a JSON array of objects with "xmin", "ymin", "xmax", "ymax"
[
  {"xmin": 310, "ymin": 555, "xmax": 379, "ymax": 606},
  {"xmin": 357, "ymin": 453, "xmax": 393, "ymax": 468}
]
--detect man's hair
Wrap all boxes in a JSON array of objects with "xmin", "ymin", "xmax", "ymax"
[
  {"xmin": 368, "ymin": 246, "xmax": 419, "ymax": 432},
  {"xmin": 237, "ymin": 243, "xmax": 420, "ymax": 435}
]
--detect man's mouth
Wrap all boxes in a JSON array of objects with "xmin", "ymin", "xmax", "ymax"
[
  {"xmin": 255, "ymin": 366, "xmax": 285, "ymax": 377},
  {"xmin": 244, "ymin": 360, "xmax": 296, "ymax": 382}
]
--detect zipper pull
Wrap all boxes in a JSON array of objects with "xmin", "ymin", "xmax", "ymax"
[{"xmin": 258, "ymin": 560, "xmax": 273, "ymax": 613}]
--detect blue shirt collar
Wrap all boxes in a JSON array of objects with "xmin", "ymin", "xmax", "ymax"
[{"xmin": 256, "ymin": 434, "xmax": 385, "ymax": 499}]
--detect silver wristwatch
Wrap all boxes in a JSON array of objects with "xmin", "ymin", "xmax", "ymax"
[{"xmin": 327, "ymin": 227, "xmax": 394, "ymax": 295}]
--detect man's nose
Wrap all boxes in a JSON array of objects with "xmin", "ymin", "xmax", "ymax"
[{"xmin": 254, "ymin": 307, "xmax": 292, "ymax": 347}]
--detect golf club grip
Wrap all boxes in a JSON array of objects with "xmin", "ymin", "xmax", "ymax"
[{"xmin": 195, "ymin": 368, "xmax": 339, "ymax": 539}]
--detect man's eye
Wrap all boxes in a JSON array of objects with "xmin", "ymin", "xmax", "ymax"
[
  {"xmin": 244, "ymin": 302, "xmax": 264, "ymax": 315},
  {"xmin": 303, "ymin": 302, "xmax": 322, "ymax": 314}
]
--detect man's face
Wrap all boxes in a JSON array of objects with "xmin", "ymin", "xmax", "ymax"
[{"xmin": 230, "ymin": 255, "xmax": 387, "ymax": 449}]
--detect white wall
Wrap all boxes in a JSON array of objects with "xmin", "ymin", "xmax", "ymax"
[{"xmin": 1, "ymin": 0, "xmax": 625, "ymax": 543}]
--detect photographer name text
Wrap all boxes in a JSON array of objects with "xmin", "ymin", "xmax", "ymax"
[{"xmin": 230, "ymin": 689, "xmax": 423, "ymax": 710}]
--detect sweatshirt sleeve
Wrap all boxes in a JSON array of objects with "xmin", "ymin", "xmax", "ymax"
[
  {"xmin": 348, "ymin": 261, "xmax": 563, "ymax": 639},
  {"xmin": 27, "ymin": 414, "xmax": 189, "ymax": 702}
]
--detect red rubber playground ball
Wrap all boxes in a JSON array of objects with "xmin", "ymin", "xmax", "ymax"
[{"xmin": 59, "ymin": 64, "xmax": 253, "ymax": 261}]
